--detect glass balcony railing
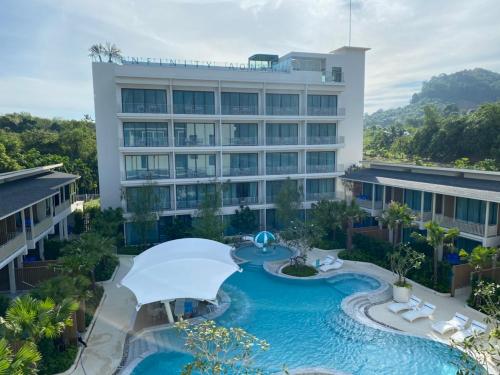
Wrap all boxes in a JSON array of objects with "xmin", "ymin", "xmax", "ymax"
[
  {"xmin": 306, "ymin": 165, "xmax": 337, "ymax": 174},
  {"xmin": 356, "ymin": 196, "xmax": 383, "ymax": 210},
  {"xmin": 306, "ymin": 192, "xmax": 337, "ymax": 201},
  {"xmin": 176, "ymin": 200, "xmax": 203, "ymax": 209},
  {"xmin": 307, "ymin": 135, "xmax": 344, "ymax": 145},
  {"xmin": 266, "ymin": 166, "xmax": 298, "ymax": 175},
  {"xmin": 221, "ymin": 105, "xmax": 258, "ymax": 115},
  {"xmin": 173, "ymin": 104, "xmax": 215, "ymax": 115},
  {"xmin": 122, "ymin": 103, "xmax": 167, "ymax": 113},
  {"xmin": 175, "ymin": 169, "xmax": 216, "ymax": 178},
  {"xmin": 222, "ymin": 137, "xmax": 258, "ymax": 146},
  {"xmin": 125, "ymin": 169, "xmax": 170, "ymax": 180},
  {"xmin": 222, "ymin": 167, "xmax": 259, "ymax": 177},
  {"xmin": 175, "ymin": 137, "xmax": 216, "ymax": 147},
  {"xmin": 266, "ymin": 106, "xmax": 299, "ymax": 116},
  {"xmin": 266, "ymin": 137, "xmax": 299, "ymax": 146},
  {"xmin": 222, "ymin": 196, "xmax": 258, "ymax": 206},
  {"xmin": 307, "ymin": 107, "xmax": 346, "ymax": 116},
  {"xmin": 124, "ymin": 136, "xmax": 169, "ymax": 147}
]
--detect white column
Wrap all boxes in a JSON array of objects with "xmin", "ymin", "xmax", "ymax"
[
  {"xmin": 17, "ymin": 254, "xmax": 24, "ymax": 269},
  {"xmin": 420, "ymin": 192, "xmax": 425, "ymax": 227},
  {"xmin": 39, "ymin": 238, "xmax": 45, "ymax": 260},
  {"xmin": 382, "ymin": 186, "xmax": 386, "ymax": 211},
  {"xmin": 371, "ymin": 184, "xmax": 376, "ymax": 211},
  {"xmin": 431, "ymin": 193, "xmax": 436, "ymax": 221},
  {"xmin": 8, "ymin": 261, "xmax": 16, "ymax": 294},
  {"xmin": 484, "ymin": 201, "xmax": 490, "ymax": 240},
  {"xmin": 59, "ymin": 221, "xmax": 64, "ymax": 240},
  {"xmin": 162, "ymin": 300, "xmax": 175, "ymax": 324},
  {"xmin": 64, "ymin": 218, "xmax": 69, "ymax": 239}
]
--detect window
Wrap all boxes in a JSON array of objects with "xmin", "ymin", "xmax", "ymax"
[
  {"xmin": 123, "ymin": 123, "xmax": 168, "ymax": 147},
  {"xmin": 221, "ymin": 92, "xmax": 258, "ymax": 115},
  {"xmin": 222, "ymin": 153, "xmax": 258, "ymax": 176},
  {"xmin": 266, "ymin": 180, "xmax": 298, "ymax": 203},
  {"xmin": 121, "ymin": 89, "xmax": 167, "ymax": 113},
  {"xmin": 221, "ymin": 123, "xmax": 258, "ymax": 146},
  {"xmin": 266, "ymin": 94, "xmax": 299, "ymax": 115},
  {"xmin": 307, "ymin": 123, "xmax": 337, "ymax": 144},
  {"xmin": 307, "ymin": 95, "xmax": 338, "ymax": 116},
  {"xmin": 175, "ymin": 154, "xmax": 216, "ymax": 178},
  {"xmin": 174, "ymin": 123, "xmax": 215, "ymax": 146},
  {"xmin": 173, "ymin": 90, "xmax": 215, "ymax": 114},
  {"xmin": 332, "ymin": 67, "xmax": 343, "ymax": 82},
  {"xmin": 266, "ymin": 123, "xmax": 298, "ymax": 145},
  {"xmin": 266, "ymin": 152, "xmax": 298, "ymax": 175},
  {"xmin": 306, "ymin": 152, "xmax": 336, "ymax": 173},
  {"xmin": 223, "ymin": 182, "xmax": 258, "ymax": 205},
  {"xmin": 176, "ymin": 184, "xmax": 215, "ymax": 209},
  {"xmin": 126, "ymin": 186, "xmax": 171, "ymax": 211},
  {"xmin": 306, "ymin": 178, "xmax": 335, "ymax": 201},
  {"xmin": 455, "ymin": 198, "xmax": 490, "ymax": 224},
  {"xmin": 125, "ymin": 155, "xmax": 169, "ymax": 180}
]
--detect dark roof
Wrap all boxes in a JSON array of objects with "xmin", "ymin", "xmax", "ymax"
[
  {"xmin": 0, "ymin": 171, "xmax": 78, "ymax": 219},
  {"xmin": 342, "ymin": 168, "xmax": 500, "ymax": 203}
]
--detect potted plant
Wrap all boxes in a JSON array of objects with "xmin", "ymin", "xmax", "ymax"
[{"xmin": 388, "ymin": 243, "xmax": 425, "ymax": 302}]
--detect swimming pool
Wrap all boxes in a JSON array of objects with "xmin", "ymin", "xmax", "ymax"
[
  {"xmin": 132, "ymin": 265, "xmax": 462, "ymax": 374},
  {"xmin": 234, "ymin": 244, "xmax": 294, "ymax": 265}
]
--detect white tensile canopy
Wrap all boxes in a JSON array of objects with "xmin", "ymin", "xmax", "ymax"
[{"xmin": 119, "ymin": 238, "xmax": 241, "ymax": 310}]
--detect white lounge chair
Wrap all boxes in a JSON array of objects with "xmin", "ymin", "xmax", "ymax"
[
  {"xmin": 450, "ymin": 320, "xmax": 487, "ymax": 343},
  {"xmin": 319, "ymin": 258, "xmax": 343, "ymax": 272},
  {"xmin": 401, "ymin": 302, "xmax": 436, "ymax": 322},
  {"xmin": 387, "ymin": 295, "xmax": 421, "ymax": 314},
  {"xmin": 431, "ymin": 312, "xmax": 469, "ymax": 335}
]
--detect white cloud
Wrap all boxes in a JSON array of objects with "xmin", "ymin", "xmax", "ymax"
[{"xmin": 1, "ymin": 0, "xmax": 499, "ymax": 118}]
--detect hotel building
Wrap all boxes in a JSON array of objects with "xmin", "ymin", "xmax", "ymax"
[{"xmin": 92, "ymin": 47, "xmax": 369, "ymax": 244}]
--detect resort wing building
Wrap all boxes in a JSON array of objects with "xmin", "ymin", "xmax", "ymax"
[
  {"xmin": 342, "ymin": 162, "xmax": 500, "ymax": 250},
  {"xmin": 0, "ymin": 164, "xmax": 79, "ymax": 293},
  {"xmin": 92, "ymin": 47, "xmax": 368, "ymax": 244}
]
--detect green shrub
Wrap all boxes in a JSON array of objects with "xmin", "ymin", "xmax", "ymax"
[
  {"xmin": 0, "ymin": 294, "xmax": 10, "ymax": 316},
  {"xmin": 282, "ymin": 264, "xmax": 318, "ymax": 277},
  {"xmin": 94, "ymin": 254, "xmax": 119, "ymax": 281},
  {"xmin": 73, "ymin": 210, "xmax": 85, "ymax": 234},
  {"xmin": 85, "ymin": 285, "xmax": 104, "ymax": 327},
  {"xmin": 118, "ymin": 245, "xmax": 144, "ymax": 255},
  {"xmin": 467, "ymin": 277, "xmax": 499, "ymax": 312},
  {"xmin": 38, "ymin": 339, "xmax": 78, "ymax": 375},
  {"xmin": 44, "ymin": 239, "xmax": 72, "ymax": 260}
]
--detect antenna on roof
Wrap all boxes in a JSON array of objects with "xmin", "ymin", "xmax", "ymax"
[{"xmin": 348, "ymin": 0, "xmax": 352, "ymax": 46}]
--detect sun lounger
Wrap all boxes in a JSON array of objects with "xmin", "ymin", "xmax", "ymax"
[
  {"xmin": 431, "ymin": 312, "xmax": 469, "ymax": 335},
  {"xmin": 319, "ymin": 258, "xmax": 343, "ymax": 272},
  {"xmin": 450, "ymin": 320, "xmax": 487, "ymax": 342},
  {"xmin": 387, "ymin": 295, "xmax": 421, "ymax": 314},
  {"xmin": 401, "ymin": 302, "xmax": 436, "ymax": 322}
]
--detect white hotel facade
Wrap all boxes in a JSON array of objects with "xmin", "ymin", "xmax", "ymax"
[{"xmin": 92, "ymin": 47, "xmax": 368, "ymax": 244}]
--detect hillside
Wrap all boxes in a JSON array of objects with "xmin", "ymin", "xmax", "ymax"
[{"xmin": 365, "ymin": 68, "xmax": 500, "ymax": 127}]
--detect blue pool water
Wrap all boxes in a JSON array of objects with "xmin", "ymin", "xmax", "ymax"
[
  {"xmin": 234, "ymin": 244, "xmax": 294, "ymax": 265},
  {"xmin": 132, "ymin": 266, "xmax": 462, "ymax": 375}
]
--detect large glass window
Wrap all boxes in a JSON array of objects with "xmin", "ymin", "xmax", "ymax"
[
  {"xmin": 221, "ymin": 92, "xmax": 258, "ymax": 115},
  {"xmin": 173, "ymin": 90, "xmax": 215, "ymax": 114},
  {"xmin": 266, "ymin": 94, "xmax": 299, "ymax": 115},
  {"xmin": 221, "ymin": 123, "xmax": 258, "ymax": 146},
  {"xmin": 121, "ymin": 89, "xmax": 167, "ymax": 113},
  {"xmin": 176, "ymin": 184, "xmax": 215, "ymax": 209},
  {"xmin": 306, "ymin": 151, "xmax": 336, "ymax": 173},
  {"xmin": 126, "ymin": 186, "xmax": 171, "ymax": 211},
  {"xmin": 306, "ymin": 178, "xmax": 335, "ymax": 201},
  {"xmin": 266, "ymin": 152, "xmax": 298, "ymax": 175},
  {"xmin": 222, "ymin": 153, "xmax": 258, "ymax": 176},
  {"xmin": 455, "ymin": 198, "xmax": 489, "ymax": 224},
  {"xmin": 123, "ymin": 122, "xmax": 168, "ymax": 147},
  {"xmin": 266, "ymin": 123, "xmax": 298, "ymax": 145},
  {"xmin": 307, "ymin": 95, "xmax": 338, "ymax": 116},
  {"xmin": 174, "ymin": 123, "xmax": 215, "ymax": 146},
  {"xmin": 266, "ymin": 180, "xmax": 298, "ymax": 203},
  {"xmin": 223, "ymin": 182, "xmax": 258, "ymax": 206},
  {"xmin": 125, "ymin": 155, "xmax": 169, "ymax": 180},
  {"xmin": 404, "ymin": 189, "xmax": 422, "ymax": 211},
  {"xmin": 307, "ymin": 123, "xmax": 337, "ymax": 144},
  {"xmin": 175, "ymin": 154, "xmax": 216, "ymax": 178}
]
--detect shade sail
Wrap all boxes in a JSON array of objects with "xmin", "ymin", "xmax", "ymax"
[{"xmin": 119, "ymin": 238, "xmax": 240, "ymax": 308}]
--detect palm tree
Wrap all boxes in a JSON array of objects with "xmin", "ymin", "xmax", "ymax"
[
  {"xmin": 459, "ymin": 245, "xmax": 498, "ymax": 282},
  {"xmin": 102, "ymin": 42, "xmax": 122, "ymax": 63},
  {"xmin": 88, "ymin": 43, "xmax": 104, "ymax": 62},
  {"xmin": 379, "ymin": 201, "xmax": 415, "ymax": 247},
  {"xmin": 412, "ymin": 221, "xmax": 459, "ymax": 287},
  {"xmin": 340, "ymin": 199, "xmax": 366, "ymax": 251},
  {"xmin": 311, "ymin": 199, "xmax": 343, "ymax": 243},
  {"xmin": 0, "ymin": 338, "xmax": 41, "ymax": 375}
]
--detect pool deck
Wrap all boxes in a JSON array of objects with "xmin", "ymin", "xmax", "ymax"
[{"xmin": 74, "ymin": 251, "xmax": 493, "ymax": 375}]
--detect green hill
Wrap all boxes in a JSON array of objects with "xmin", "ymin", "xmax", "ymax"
[{"xmin": 365, "ymin": 68, "xmax": 500, "ymax": 127}]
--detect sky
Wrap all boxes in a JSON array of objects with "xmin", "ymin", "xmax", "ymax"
[{"xmin": 1, "ymin": 0, "xmax": 500, "ymax": 120}]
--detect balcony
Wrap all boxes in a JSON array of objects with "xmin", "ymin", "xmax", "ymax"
[
  {"xmin": 307, "ymin": 135, "xmax": 345, "ymax": 145},
  {"xmin": 122, "ymin": 102, "xmax": 167, "ymax": 113},
  {"xmin": 222, "ymin": 137, "xmax": 259, "ymax": 146},
  {"xmin": 306, "ymin": 192, "xmax": 337, "ymax": 201},
  {"xmin": 26, "ymin": 216, "xmax": 53, "ymax": 241},
  {"xmin": 124, "ymin": 137, "xmax": 169, "ymax": 147},
  {"xmin": 266, "ymin": 106, "xmax": 299, "ymax": 116},
  {"xmin": 222, "ymin": 167, "xmax": 258, "ymax": 177},
  {"xmin": 412, "ymin": 210, "xmax": 432, "ymax": 222},
  {"xmin": 266, "ymin": 137, "xmax": 298, "ymax": 146},
  {"xmin": 221, "ymin": 105, "xmax": 258, "ymax": 115},
  {"xmin": 307, "ymin": 107, "xmax": 346, "ymax": 116},
  {"xmin": 126, "ymin": 169, "xmax": 170, "ymax": 180},
  {"xmin": 222, "ymin": 196, "xmax": 259, "ymax": 206},
  {"xmin": 175, "ymin": 137, "xmax": 215, "ymax": 147},
  {"xmin": 266, "ymin": 166, "xmax": 298, "ymax": 175},
  {"xmin": 175, "ymin": 169, "xmax": 216, "ymax": 179},
  {"xmin": 173, "ymin": 104, "xmax": 215, "ymax": 115},
  {"xmin": 356, "ymin": 196, "xmax": 383, "ymax": 210},
  {"xmin": 176, "ymin": 200, "xmax": 203, "ymax": 209},
  {"xmin": 306, "ymin": 165, "xmax": 337, "ymax": 174},
  {"xmin": 0, "ymin": 231, "xmax": 25, "ymax": 262},
  {"xmin": 435, "ymin": 214, "xmax": 497, "ymax": 237}
]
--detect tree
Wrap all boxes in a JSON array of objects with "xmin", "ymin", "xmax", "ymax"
[
  {"xmin": 281, "ymin": 220, "xmax": 324, "ymax": 261},
  {"xmin": 192, "ymin": 186, "xmax": 226, "ymax": 242},
  {"xmin": 459, "ymin": 246, "xmax": 498, "ymax": 282},
  {"xmin": 310, "ymin": 199, "xmax": 344, "ymax": 243},
  {"xmin": 102, "ymin": 42, "xmax": 122, "ymax": 63},
  {"xmin": 388, "ymin": 243, "xmax": 425, "ymax": 287},
  {"xmin": 88, "ymin": 43, "xmax": 104, "ymax": 62},
  {"xmin": 128, "ymin": 180, "xmax": 160, "ymax": 247},
  {"xmin": 0, "ymin": 338, "xmax": 41, "ymax": 375},
  {"xmin": 339, "ymin": 199, "xmax": 366, "ymax": 251},
  {"xmin": 166, "ymin": 217, "xmax": 192, "ymax": 240},
  {"xmin": 412, "ymin": 221, "xmax": 459, "ymax": 287},
  {"xmin": 231, "ymin": 206, "xmax": 258, "ymax": 234},
  {"xmin": 176, "ymin": 320, "xmax": 269, "ymax": 375},
  {"xmin": 379, "ymin": 202, "xmax": 415, "ymax": 247},
  {"xmin": 274, "ymin": 179, "xmax": 302, "ymax": 229}
]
